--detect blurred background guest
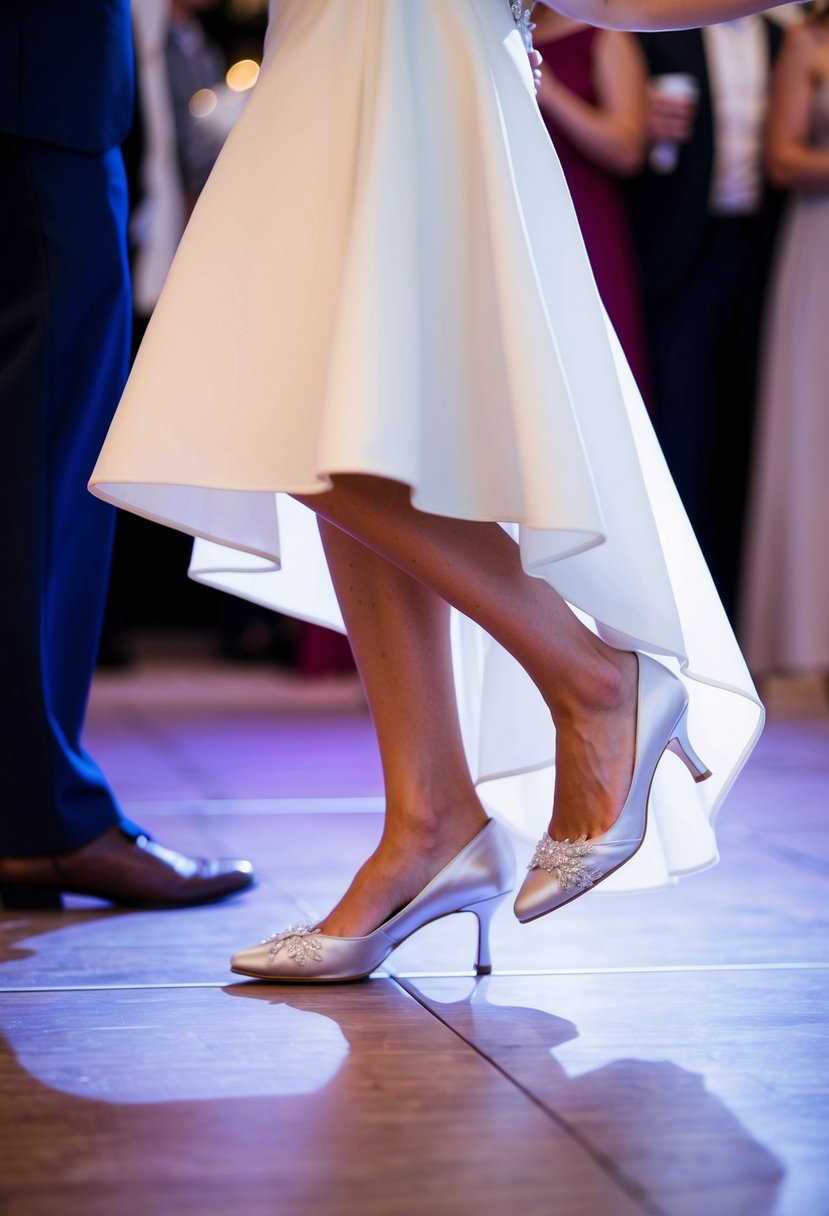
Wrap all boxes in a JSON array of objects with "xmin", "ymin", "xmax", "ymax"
[
  {"xmin": 740, "ymin": 3, "xmax": 829, "ymax": 678},
  {"xmin": 630, "ymin": 14, "xmax": 784, "ymax": 619},
  {"xmin": 97, "ymin": 0, "xmax": 189, "ymax": 668},
  {"xmin": 533, "ymin": 6, "xmax": 651, "ymax": 399},
  {"xmin": 165, "ymin": 0, "xmax": 225, "ymax": 210},
  {"xmin": 105, "ymin": 0, "xmax": 335, "ymax": 673},
  {"xmin": 130, "ymin": 0, "xmax": 187, "ymax": 325}
]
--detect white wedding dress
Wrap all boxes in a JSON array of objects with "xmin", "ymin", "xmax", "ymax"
[{"xmin": 90, "ymin": 0, "xmax": 763, "ymax": 891}]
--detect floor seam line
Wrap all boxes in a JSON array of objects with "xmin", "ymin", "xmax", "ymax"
[
  {"xmin": 394, "ymin": 976, "xmax": 667, "ymax": 1216},
  {"xmin": 0, "ymin": 982, "xmax": 230, "ymax": 994},
  {"xmin": 3, "ymin": 959, "xmax": 829, "ymax": 994},
  {"xmin": 389, "ymin": 961, "xmax": 829, "ymax": 978}
]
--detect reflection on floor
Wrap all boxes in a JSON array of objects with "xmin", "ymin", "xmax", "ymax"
[{"xmin": 1, "ymin": 652, "xmax": 827, "ymax": 1215}]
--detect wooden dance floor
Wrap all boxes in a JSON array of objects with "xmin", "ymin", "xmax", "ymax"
[{"xmin": 1, "ymin": 650, "xmax": 827, "ymax": 1215}]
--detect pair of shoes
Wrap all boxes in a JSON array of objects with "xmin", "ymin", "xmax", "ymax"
[
  {"xmin": 230, "ymin": 819, "xmax": 515, "ymax": 982},
  {"xmin": 513, "ymin": 652, "xmax": 711, "ymax": 923},
  {"xmin": 0, "ymin": 826, "xmax": 255, "ymax": 910}
]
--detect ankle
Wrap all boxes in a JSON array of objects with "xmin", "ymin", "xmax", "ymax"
[
  {"xmin": 381, "ymin": 794, "xmax": 487, "ymax": 855},
  {"xmin": 548, "ymin": 649, "xmax": 634, "ymax": 726}
]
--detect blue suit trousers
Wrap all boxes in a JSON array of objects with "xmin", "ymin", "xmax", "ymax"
[{"xmin": 0, "ymin": 134, "xmax": 131, "ymax": 853}]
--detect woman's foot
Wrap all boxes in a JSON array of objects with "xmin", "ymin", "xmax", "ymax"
[
  {"xmin": 515, "ymin": 653, "xmax": 699, "ymax": 923},
  {"xmin": 231, "ymin": 819, "xmax": 515, "ymax": 981},
  {"xmin": 547, "ymin": 649, "xmax": 639, "ymax": 842},
  {"xmin": 319, "ymin": 801, "xmax": 489, "ymax": 938}
]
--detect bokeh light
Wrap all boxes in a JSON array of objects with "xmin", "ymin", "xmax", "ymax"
[
  {"xmin": 226, "ymin": 59, "xmax": 260, "ymax": 92},
  {"xmin": 189, "ymin": 88, "xmax": 218, "ymax": 119}
]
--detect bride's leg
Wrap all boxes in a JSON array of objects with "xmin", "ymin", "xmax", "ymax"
[
  {"xmin": 297, "ymin": 475, "xmax": 638, "ymax": 850},
  {"xmin": 317, "ymin": 519, "xmax": 488, "ymax": 937}
]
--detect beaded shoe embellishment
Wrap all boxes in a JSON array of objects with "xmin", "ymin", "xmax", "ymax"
[
  {"xmin": 264, "ymin": 923, "xmax": 323, "ymax": 966},
  {"xmin": 528, "ymin": 834, "xmax": 602, "ymax": 891}
]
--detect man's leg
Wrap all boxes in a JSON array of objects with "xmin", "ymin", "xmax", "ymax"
[
  {"xmin": 0, "ymin": 135, "xmax": 126, "ymax": 854},
  {"xmin": 0, "ymin": 137, "xmax": 253, "ymax": 907}
]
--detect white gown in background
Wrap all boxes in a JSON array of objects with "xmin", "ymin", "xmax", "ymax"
[
  {"xmin": 90, "ymin": 0, "xmax": 763, "ymax": 891},
  {"xmin": 740, "ymin": 78, "xmax": 829, "ymax": 676}
]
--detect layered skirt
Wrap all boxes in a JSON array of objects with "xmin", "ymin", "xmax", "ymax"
[{"xmin": 90, "ymin": 0, "xmax": 763, "ymax": 890}]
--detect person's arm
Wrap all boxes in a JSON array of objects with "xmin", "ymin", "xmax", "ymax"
[
  {"xmin": 537, "ymin": 31, "xmax": 647, "ymax": 175},
  {"xmin": 534, "ymin": 0, "xmax": 787, "ymax": 33},
  {"xmin": 765, "ymin": 24, "xmax": 829, "ymax": 192}
]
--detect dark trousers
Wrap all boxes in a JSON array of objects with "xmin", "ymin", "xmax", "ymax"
[
  {"xmin": 0, "ymin": 134, "xmax": 131, "ymax": 854},
  {"xmin": 645, "ymin": 215, "xmax": 766, "ymax": 620}
]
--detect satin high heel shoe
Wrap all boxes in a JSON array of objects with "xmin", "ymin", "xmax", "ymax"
[
  {"xmin": 231, "ymin": 819, "xmax": 515, "ymax": 982},
  {"xmin": 513, "ymin": 653, "xmax": 711, "ymax": 924}
]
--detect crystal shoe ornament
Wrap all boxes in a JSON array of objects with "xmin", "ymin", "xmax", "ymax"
[
  {"xmin": 528, "ymin": 834, "xmax": 600, "ymax": 891},
  {"xmin": 264, "ymin": 923, "xmax": 323, "ymax": 966},
  {"xmin": 511, "ymin": 1, "xmax": 535, "ymax": 53}
]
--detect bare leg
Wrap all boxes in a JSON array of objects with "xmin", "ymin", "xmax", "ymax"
[
  {"xmin": 317, "ymin": 519, "xmax": 488, "ymax": 937},
  {"xmin": 297, "ymin": 477, "xmax": 638, "ymax": 867}
]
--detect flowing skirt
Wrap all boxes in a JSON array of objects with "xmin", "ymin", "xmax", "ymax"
[{"xmin": 90, "ymin": 0, "xmax": 763, "ymax": 891}]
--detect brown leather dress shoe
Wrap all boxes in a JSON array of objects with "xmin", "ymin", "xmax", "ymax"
[{"xmin": 0, "ymin": 827, "xmax": 255, "ymax": 910}]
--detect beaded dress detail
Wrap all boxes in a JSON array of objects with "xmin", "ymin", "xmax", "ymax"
[{"xmin": 511, "ymin": 1, "xmax": 535, "ymax": 52}]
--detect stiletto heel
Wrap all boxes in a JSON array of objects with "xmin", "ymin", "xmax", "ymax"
[
  {"xmin": 514, "ymin": 653, "xmax": 713, "ymax": 924},
  {"xmin": 464, "ymin": 893, "xmax": 508, "ymax": 975},
  {"xmin": 667, "ymin": 707, "xmax": 712, "ymax": 782},
  {"xmin": 231, "ymin": 820, "xmax": 516, "ymax": 982}
]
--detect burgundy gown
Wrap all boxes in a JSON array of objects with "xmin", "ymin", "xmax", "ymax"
[{"xmin": 535, "ymin": 26, "xmax": 650, "ymax": 401}]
